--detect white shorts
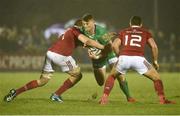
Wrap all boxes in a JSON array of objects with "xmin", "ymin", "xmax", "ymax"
[
  {"xmin": 43, "ymin": 51, "xmax": 78, "ymax": 72},
  {"xmin": 116, "ymin": 55, "xmax": 152, "ymax": 75}
]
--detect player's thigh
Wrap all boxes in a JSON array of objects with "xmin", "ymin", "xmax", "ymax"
[
  {"xmin": 115, "ymin": 56, "xmax": 130, "ymax": 75},
  {"xmin": 47, "ymin": 51, "xmax": 78, "ymax": 72},
  {"xmin": 93, "ymin": 67, "xmax": 106, "ymax": 86},
  {"xmin": 131, "ymin": 56, "xmax": 152, "ymax": 75},
  {"xmin": 108, "ymin": 57, "xmax": 118, "ymax": 69},
  {"xmin": 132, "ymin": 56, "xmax": 160, "ymax": 80},
  {"xmin": 143, "ymin": 68, "xmax": 160, "ymax": 80},
  {"xmin": 42, "ymin": 52, "xmax": 55, "ymax": 72}
]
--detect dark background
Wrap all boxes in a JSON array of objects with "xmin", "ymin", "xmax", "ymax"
[{"xmin": 0, "ymin": 0, "xmax": 179, "ymax": 33}]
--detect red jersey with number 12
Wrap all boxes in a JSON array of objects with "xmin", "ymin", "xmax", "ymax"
[
  {"xmin": 48, "ymin": 27, "xmax": 81, "ymax": 56},
  {"xmin": 118, "ymin": 26, "xmax": 152, "ymax": 56}
]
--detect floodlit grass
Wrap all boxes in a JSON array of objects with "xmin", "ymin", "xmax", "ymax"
[{"xmin": 0, "ymin": 72, "xmax": 180, "ymax": 115}]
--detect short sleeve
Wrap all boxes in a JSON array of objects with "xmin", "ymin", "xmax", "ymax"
[
  {"xmin": 147, "ymin": 31, "xmax": 152, "ymax": 40},
  {"xmin": 72, "ymin": 27, "xmax": 81, "ymax": 38},
  {"xmin": 118, "ymin": 31, "xmax": 123, "ymax": 41}
]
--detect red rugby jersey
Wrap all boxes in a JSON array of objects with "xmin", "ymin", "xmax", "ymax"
[
  {"xmin": 48, "ymin": 27, "xmax": 81, "ymax": 56},
  {"xmin": 118, "ymin": 26, "xmax": 152, "ymax": 56}
]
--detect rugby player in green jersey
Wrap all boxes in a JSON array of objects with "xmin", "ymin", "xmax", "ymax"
[{"xmin": 81, "ymin": 14, "xmax": 135, "ymax": 102}]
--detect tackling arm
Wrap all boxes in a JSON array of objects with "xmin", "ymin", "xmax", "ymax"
[
  {"xmin": 147, "ymin": 38, "xmax": 159, "ymax": 70},
  {"xmin": 78, "ymin": 34, "xmax": 104, "ymax": 50}
]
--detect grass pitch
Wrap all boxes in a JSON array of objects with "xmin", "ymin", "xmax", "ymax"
[{"xmin": 0, "ymin": 72, "xmax": 180, "ymax": 115}]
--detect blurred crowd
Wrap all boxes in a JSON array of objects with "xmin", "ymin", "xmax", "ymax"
[
  {"xmin": 0, "ymin": 25, "xmax": 47, "ymax": 55},
  {"xmin": 0, "ymin": 25, "xmax": 179, "ymax": 65}
]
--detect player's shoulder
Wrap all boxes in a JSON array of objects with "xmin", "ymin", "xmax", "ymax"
[
  {"xmin": 96, "ymin": 24, "xmax": 105, "ymax": 29},
  {"xmin": 118, "ymin": 27, "xmax": 130, "ymax": 34},
  {"xmin": 66, "ymin": 27, "xmax": 81, "ymax": 34},
  {"xmin": 95, "ymin": 24, "xmax": 106, "ymax": 32},
  {"xmin": 69, "ymin": 27, "xmax": 79, "ymax": 32},
  {"xmin": 139, "ymin": 26, "xmax": 150, "ymax": 32}
]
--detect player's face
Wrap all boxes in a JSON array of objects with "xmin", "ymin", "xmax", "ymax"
[{"xmin": 82, "ymin": 19, "xmax": 95, "ymax": 32}]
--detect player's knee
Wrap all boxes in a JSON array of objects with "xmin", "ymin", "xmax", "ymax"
[
  {"xmin": 68, "ymin": 72, "xmax": 82, "ymax": 86},
  {"xmin": 38, "ymin": 72, "xmax": 53, "ymax": 86},
  {"xmin": 68, "ymin": 67, "xmax": 82, "ymax": 78},
  {"xmin": 97, "ymin": 81, "xmax": 104, "ymax": 86},
  {"xmin": 95, "ymin": 75, "xmax": 104, "ymax": 86}
]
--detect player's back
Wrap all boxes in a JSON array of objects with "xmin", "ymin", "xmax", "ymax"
[
  {"xmin": 118, "ymin": 26, "xmax": 152, "ymax": 56},
  {"xmin": 48, "ymin": 27, "xmax": 81, "ymax": 56}
]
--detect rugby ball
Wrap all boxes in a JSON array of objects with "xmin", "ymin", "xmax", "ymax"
[{"xmin": 88, "ymin": 47, "xmax": 102, "ymax": 59}]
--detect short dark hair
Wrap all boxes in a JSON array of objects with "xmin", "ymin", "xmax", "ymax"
[
  {"xmin": 130, "ymin": 16, "xmax": 142, "ymax": 26},
  {"xmin": 82, "ymin": 13, "xmax": 94, "ymax": 22},
  {"xmin": 74, "ymin": 19, "xmax": 83, "ymax": 27}
]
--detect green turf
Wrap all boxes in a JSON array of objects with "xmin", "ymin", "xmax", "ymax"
[{"xmin": 0, "ymin": 72, "xmax": 180, "ymax": 115}]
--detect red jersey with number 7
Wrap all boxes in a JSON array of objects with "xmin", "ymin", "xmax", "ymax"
[{"xmin": 118, "ymin": 26, "xmax": 152, "ymax": 56}]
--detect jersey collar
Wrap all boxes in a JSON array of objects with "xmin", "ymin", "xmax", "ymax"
[{"xmin": 131, "ymin": 25, "xmax": 141, "ymax": 28}]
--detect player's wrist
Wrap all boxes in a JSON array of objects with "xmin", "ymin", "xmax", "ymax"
[{"xmin": 100, "ymin": 45, "xmax": 105, "ymax": 50}]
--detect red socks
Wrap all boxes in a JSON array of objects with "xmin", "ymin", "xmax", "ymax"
[
  {"xmin": 55, "ymin": 79, "xmax": 73, "ymax": 96},
  {"xmin": 16, "ymin": 80, "xmax": 39, "ymax": 96},
  {"xmin": 104, "ymin": 75, "xmax": 115, "ymax": 96},
  {"xmin": 153, "ymin": 80, "xmax": 165, "ymax": 102}
]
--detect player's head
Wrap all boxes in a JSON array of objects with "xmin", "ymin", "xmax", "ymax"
[
  {"xmin": 130, "ymin": 16, "xmax": 142, "ymax": 27},
  {"xmin": 82, "ymin": 13, "xmax": 95, "ymax": 32},
  {"xmin": 74, "ymin": 19, "xmax": 83, "ymax": 29}
]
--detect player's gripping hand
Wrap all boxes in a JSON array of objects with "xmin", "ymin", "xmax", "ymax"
[
  {"xmin": 88, "ymin": 47, "xmax": 102, "ymax": 59},
  {"xmin": 153, "ymin": 61, "xmax": 159, "ymax": 70},
  {"xmin": 102, "ymin": 32, "xmax": 117, "ymax": 42},
  {"xmin": 101, "ymin": 43, "xmax": 113, "ymax": 57}
]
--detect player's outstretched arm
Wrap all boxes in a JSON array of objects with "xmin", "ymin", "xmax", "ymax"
[
  {"xmin": 147, "ymin": 38, "xmax": 159, "ymax": 70},
  {"xmin": 112, "ymin": 38, "xmax": 121, "ymax": 56},
  {"xmin": 78, "ymin": 34, "xmax": 104, "ymax": 49}
]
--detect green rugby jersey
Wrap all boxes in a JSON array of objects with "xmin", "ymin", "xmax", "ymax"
[
  {"xmin": 82, "ymin": 24, "xmax": 117, "ymax": 68},
  {"xmin": 82, "ymin": 25, "xmax": 108, "ymax": 45}
]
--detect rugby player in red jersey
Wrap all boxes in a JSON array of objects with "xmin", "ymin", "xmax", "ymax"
[
  {"xmin": 99, "ymin": 16, "xmax": 175, "ymax": 105},
  {"xmin": 4, "ymin": 19, "xmax": 106, "ymax": 102}
]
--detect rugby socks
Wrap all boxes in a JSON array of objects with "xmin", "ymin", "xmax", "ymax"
[
  {"xmin": 153, "ymin": 80, "xmax": 165, "ymax": 102},
  {"xmin": 55, "ymin": 79, "xmax": 73, "ymax": 96},
  {"xmin": 103, "ymin": 75, "xmax": 115, "ymax": 96},
  {"xmin": 16, "ymin": 80, "xmax": 39, "ymax": 96},
  {"xmin": 119, "ymin": 80, "xmax": 131, "ymax": 99}
]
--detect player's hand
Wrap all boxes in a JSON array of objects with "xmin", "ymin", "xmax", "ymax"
[
  {"xmin": 103, "ymin": 43, "xmax": 112, "ymax": 52},
  {"xmin": 153, "ymin": 61, "xmax": 159, "ymax": 70},
  {"xmin": 102, "ymin": 32, "xmax": 117, "ymax": 42},
  {"xmin": 100, "ymin": 43, "xmax": 113, "ymax": 58},
  {"xmin": 88, "ymin": 49, "xmax": 101, "ymax": 59}
]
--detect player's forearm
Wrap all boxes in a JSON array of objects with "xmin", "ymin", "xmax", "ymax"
[
  {"xmin": 86, "ymin": 39, "xmax": 104, "ymax": 50},
  {"xmin": 78, "ymin": 34, "xmax": 104, "ymax": 49},
  {"xmin": 112, "ymin": 38, "xmax": 121, "ymax": 56},
  {"xmin": 151, "ymin": 45, "xmax": 158, "ymax": 62},
  {"xmin": 113, "ymin": 46, "xmax": 119, "ymax": 56}
]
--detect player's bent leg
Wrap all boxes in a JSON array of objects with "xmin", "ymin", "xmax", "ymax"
[
  {"xmin": 116, "ymin": 75, "xmax": 136, "ymax": 103},
  {"xmin": 68, "ymin": 66, "xmax": 82, "ymax": 84},
  {"xmin": 93, "ymin": 68, "xmax": 106, "ymax": 86},
  {"xmin": 99, "ymin": 69, "xmax": 118, "ymax": 105},
  {"xmin": 38, "ymin": 72, "xmax": 52, "ymax": 86},
  {"xmin": 4, "ymin": 72, "xmax": 52, "ymax": 102},
  {"xmin": 52, "ymin": 67, "xmax": 82, "ymax": 102},
  {"xmin": 143, "ymin": 67, "xmax": 160, "ymax": 81},
  {"xmin": 143, "ymin": 67, "xmax": 175, "ymax": 104}
]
